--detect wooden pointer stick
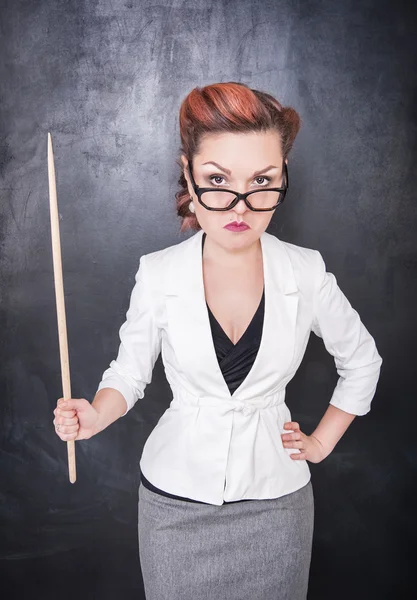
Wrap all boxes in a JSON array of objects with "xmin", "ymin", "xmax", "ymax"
[{"xmin": 47, "ymin": 132, "xmax": 77, "ymax": 484}]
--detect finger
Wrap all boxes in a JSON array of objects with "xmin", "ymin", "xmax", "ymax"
[
  {"xmin": 59, "ymin": 431, "xmax": 79, "ymax": 441},
  {"xmin": 56, "ymin": 402, "xmax": 77, "ymax": 412},
  {"xmin": 56, "ymin": 399, "xmax": 72, "ymax": 409},
  {"xmin": 56, "ymin": 423, "xmax": 79, "ymax": 434},
  {"xmin": 290, "ymin": 451, "xmax": 307, "ymax": 460},
  {"xmin": 283, "ymin": 421, "xmax": 300, "ymax": 431},
  {"xmin": 55, "ymin": 409, "xmax": 77, "ymax": 420},
  {"xmin": 57, "ymin": 400, "xmax": 78, "ymax": 411},
  {"xmin": 56, "ymin": 408, "xmax": 77, "ymax": 418},
  {"xmin": 58, "ymin": 399, "xmax": 87, "ymax": 411},
  {"xmin": 283, "ymin": 440, "xmax": 304, "ymax": 449},
  {"xmin": 54, "ymin": 415, "xmax": 78, "ymax": 426},
  {"xmin": 281, "ymin": 431, "xmax": 302, "ymax": 441}
]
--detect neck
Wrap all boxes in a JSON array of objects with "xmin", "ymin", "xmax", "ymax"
[{"xmin": 202, "ymin": 231, "xmax": 262, "ymax": 269}]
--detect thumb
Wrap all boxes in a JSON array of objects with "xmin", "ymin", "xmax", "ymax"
[{"xmin": 58, "ymin": 398, "xmax": 90, "ymax": 412}]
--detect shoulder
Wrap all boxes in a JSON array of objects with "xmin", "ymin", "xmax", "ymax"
[
  {"xmin": 142, "ymin": 232, "xmax": 196, "ymax": 265},
  {"xmin": 265, "ymin": 232, "xmax": 323, "ymax": 273},
  {"xmin": 262, "ymin": 233, "xmax": 327, "ymax": 299},
  {"xmin": 278, "ymin": 237, "xmax": 319, "ymax": 261},
  {"xmin": 138, "ymin": 231, "xmax": 198, "ymax": 285}
]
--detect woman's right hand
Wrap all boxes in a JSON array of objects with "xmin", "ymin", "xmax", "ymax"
[{"xmin": 53, "ymin": 398, "xmax": 101, "ymax": 441}]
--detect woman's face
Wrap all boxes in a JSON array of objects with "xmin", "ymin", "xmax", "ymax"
[{"xmin": 181, "ymin": 130, "xmax": 287, "ymax": 250}]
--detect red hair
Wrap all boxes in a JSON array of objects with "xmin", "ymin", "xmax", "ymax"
[{"xmin": 175, "ymin": 81, "xmax": 302, "ymax": 233}]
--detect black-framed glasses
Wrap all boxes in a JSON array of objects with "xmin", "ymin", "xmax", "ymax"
[{"xmin": 187, "ymin": 159, "xmax": 289, "ymax": 212}]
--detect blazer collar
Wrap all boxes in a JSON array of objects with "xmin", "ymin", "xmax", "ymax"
[
  {"xmin": 165, "ymin": 229, "xmax": 299, "ymax": 399},
  {"xmin": 166, "ymin": 229, "xmax": 298, "ymax": 296}
]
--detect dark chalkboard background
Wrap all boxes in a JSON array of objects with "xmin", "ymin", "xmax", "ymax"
[{"xmin": 1, "ymin": 0, "xmax": 416, "ymax": 598}]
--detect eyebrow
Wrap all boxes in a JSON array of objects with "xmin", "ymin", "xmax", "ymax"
[{"xmin": 201, "ymin": 161, "xmax": 279, "ymax": 177}]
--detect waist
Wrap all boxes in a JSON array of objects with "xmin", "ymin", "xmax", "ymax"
[
  {"xmin": 140, "ymin": 471, "xmax": 252, "ymax": 505},
  {"xmin": 169, "ymin": 387, "xmax": 287, "ymax": 416}
]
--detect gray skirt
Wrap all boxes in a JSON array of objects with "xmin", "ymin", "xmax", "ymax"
[{"xmin": 138, "ymin": 479, "xmax": 314, "ymax": 600}]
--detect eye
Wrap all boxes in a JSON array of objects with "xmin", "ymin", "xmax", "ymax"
[
  {"xmin": 208, "ymin": 174, "xmax": 273, "ymax": 187},
  {"xmin": 254, "ymin": 176, "xmax": 272, "ymax": 186},
  {"xmin": 208, "ymin": 175, "xmax": 227, "ymax": 186}
]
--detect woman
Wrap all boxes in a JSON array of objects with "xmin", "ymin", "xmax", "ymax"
[{"xmin": 53, "ymin": 82, "xmax": 383, "ymax": 599}]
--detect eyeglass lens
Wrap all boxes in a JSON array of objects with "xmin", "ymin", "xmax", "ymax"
[{"xmin": 200, "ymin": 189, "xmax": 283, "ymax": 210}]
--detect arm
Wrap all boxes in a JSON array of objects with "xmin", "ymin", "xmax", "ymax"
[
  {"xmin": 54, "ymin": 387, "xmax": 133, "ymax": 441},
  {"xmin": 53, "ymin": 256, "xmax": 162, "ymax": 442},
  {"xmin": 309, "ymin": 250, "xmax": 383, "ymax": 453},
  {"xmin": 310, "ymin": 404, "xmax": 356, "ymax": 458},
  {"xmin": 95, "ymin": 253, "xmax": 162, "ymax": 418},
  {"xmin": 90, "ymin": 387, "xmax": 129, "ymax": 435}
]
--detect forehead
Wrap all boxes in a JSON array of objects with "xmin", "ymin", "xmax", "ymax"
[{"xmin": 195, "ymin": 130, "xmax": 282, "ymax": 171}]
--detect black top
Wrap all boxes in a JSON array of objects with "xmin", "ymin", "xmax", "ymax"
[{"xmin": 140, "ymin": 231, "xmax": 265, "ymax": 504}]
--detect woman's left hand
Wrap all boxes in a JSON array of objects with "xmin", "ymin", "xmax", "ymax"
[{"xmin": 281, "ymin": 421, "xmax": 330, "ymax": 464}]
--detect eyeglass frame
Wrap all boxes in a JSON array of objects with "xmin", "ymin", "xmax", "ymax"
[{"xmin": 187, "ymin": 158, "xmax": 289, "ymax": 212}]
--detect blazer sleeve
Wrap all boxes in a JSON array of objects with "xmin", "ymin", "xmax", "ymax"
[
  {"xmin": 96, "ymin": 254, "xmax": 162, "ymax": 416},
  {"xmin": 311, "ymin": 250, "xmax": 383, "ymax": 416}
]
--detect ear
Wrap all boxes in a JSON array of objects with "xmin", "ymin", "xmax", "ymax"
[
  {"xmin": 180, "ymin": 153, "xmax": 190, "ymax": 181},
  {"xmin": 180, "ymin": 154, "xmax": 194, "ymax": 198},
  {"xmin": 180, "ymin": 153, "xmax": 188, "ymax": 170}
]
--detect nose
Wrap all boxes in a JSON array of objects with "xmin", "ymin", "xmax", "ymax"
[{"xmin": 232, "ymin": 197, "xmax": 249, "ymax": 215}]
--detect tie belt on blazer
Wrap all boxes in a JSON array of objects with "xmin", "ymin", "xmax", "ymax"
[{"xmin": 169, "ymin": 388, "xmax": 288, "ymax": 418}]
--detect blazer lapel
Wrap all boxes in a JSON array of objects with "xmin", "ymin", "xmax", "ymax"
[{"xmin": 165, "ymin": 229, "xmax": 299, "ymax": 400}]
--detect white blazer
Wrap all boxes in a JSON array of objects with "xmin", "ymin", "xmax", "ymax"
[{"xmin": 97, "ymin": 229, "xmax": 383, "ymax": 505}]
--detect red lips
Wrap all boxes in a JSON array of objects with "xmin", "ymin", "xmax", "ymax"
[{"xmin": 224, "ymin": 221, "xmax": 250, "ymax": 232}]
